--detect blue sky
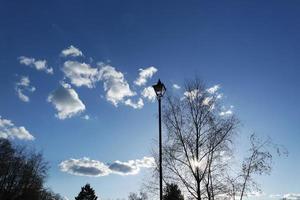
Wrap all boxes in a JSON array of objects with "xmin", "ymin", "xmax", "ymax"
[{"xmin": 0, "ymin": 0, "xmax": 300, "ymax": 199}]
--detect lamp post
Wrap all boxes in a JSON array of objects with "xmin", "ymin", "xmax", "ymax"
[{"xmin": 152, "ymin": 79, "xmax": 166, "ymax": 200}]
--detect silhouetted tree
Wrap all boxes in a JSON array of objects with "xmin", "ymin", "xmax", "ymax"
[
  {"xmin": 234, "ymin": 134, "xmax": 286, "ymax": 200},
  {"xmin": 128, "ymin": 191, "xmax": 148, "ymax": 200},
  {"xmin": 148, "ymin": 78, "xmax": 286, "ymax": 200},
  {"xmin": 75, "ymin": 184, "xmax": 98, "ymax": 200},
  {"xmin": 0, "ymin": 138, "xmax": 61, "ymax": 200},
  {"xmin": 163, "ymin": 183, "xmax": 184, "ymax": 200},
  {"xmin": 40, "ymin": 189, "xmax": 64, "ymax": 200}
]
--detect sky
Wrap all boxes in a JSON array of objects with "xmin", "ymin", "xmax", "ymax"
[{"xmin": 0, "ymin": 0, "xmax": 300, "ymax": 199}]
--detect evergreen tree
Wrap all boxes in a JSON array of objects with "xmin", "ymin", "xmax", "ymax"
[
  {"xmin": 128, "ymin": 192, "xmax": 148, "ymax": 200},
  {"xmin": 163, "ymin": 183, "xmax": 184, "ymax": 200},
  {"xmin": 75, "ymin": 184, "xmax": 98, "ymax": 200}
]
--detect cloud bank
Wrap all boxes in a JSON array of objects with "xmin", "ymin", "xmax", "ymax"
[
  {"xmin": 0, "ymin": 116, "xmax": 34, "ymax": 140},
  {"xmin": 47, "ymin": 83, "xmax": 86, "ymax": 119},
  {"xmin": 60, "ymin": 156, "xmax": 155, "ymax": 177}
]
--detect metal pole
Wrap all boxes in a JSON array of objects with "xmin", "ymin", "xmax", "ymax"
[{"xmin": 158, "ymin": 97, "xmax": 163, "ymax": 200}]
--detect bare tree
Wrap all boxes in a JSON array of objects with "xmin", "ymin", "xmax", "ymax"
[
  {"xmin": 148, "ymin": 78, "xmax": 285, "ymax": 200},
  {"xmin": 0, "ymin": 138, "xmax": 62, "ymax": 200},
  {"xmin": 233, "ymin": 134, "xmax": 286, "ymax": 200}
]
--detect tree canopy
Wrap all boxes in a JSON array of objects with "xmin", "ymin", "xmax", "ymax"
[
  {"xmin": 0, "ymin": 138, "xmax": 63, "ymax": 200},
  {"xmin": 148, "ymin": 78, "xmax": 285, "ymax": 200},
  {"xmin": 75, "ymin": 184, "xmax": 98, "ymax": 200},
  {"xmin": 163, "ymin": 183, "xmax": 184, "ymax": 200},
  {"xmin": 128, "ymin": 191, "xmax": 148, "ymax": 200}
]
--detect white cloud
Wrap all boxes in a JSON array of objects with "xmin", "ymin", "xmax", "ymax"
[
  {"xmin": 134, "ymin": 66, "xmax": 157, "ymax": 86},
  {"xmin": 135, "ymin": 157, "xmax": 156, "ymax": 168},
  {"xmin": 184, "ymin": 84, "xmax": 221, "ymax": 101},
  {"xmin": 109, "ymin": 157, "xmax": 155, "ymax": 175},
  {"xmin": 269, "ymin": 193, "xmax": 300, "ymax": 200},
  {"xmin": 269, "ymin": 194, "xmax": 282, "ymax": 198},
  {"xmin": 59, "ymin": 157, "xmax": 111, "ymax": 177},
  {"xmin": 0, "ymin": 116, "xmax": 34, "ymax": 140},
  {"xmin": 183, "ymin": 89, "xmax": 200, "ymax": 100},
  {"xmin": 220, "ymin": 105, "xmax": 234, "ymax": 116},
  {"xmin": 15, "ymin": 76, "xmax": 36, "ymax": 102},
  {"xmin": 98, "ymin": 64, "xmax": 135, "ymax": 106},
  {"xmin": 219, "ymin": 110, "xmax": 233, "ymax": 116},
  {"xmin": 202, "ymin": 96, "xmax": 213, "ymax": 106},
  {"xmin": 283, "ymin": 193, "xmax": 300, "ymax": 200},
  {"xmin": 59, "ymin": 156, "xmax": 155, "ymax": 177},
  {"xmin": 61, "ymin": 45, "xmax": 83, "ymax": 57},
  {"xmin": 82, "ymin": 115, "xmax": 90, "ymax": 120},
  {"xmin": 173, "ymin": 84, "xmax": 181, "ymax": 89},
  {"xmin": 217, "ymin": 93, "xmax": 223, "ymax": 99},
  {"xmin": 207, "ymin": 84, "xmax": 220, "ymax": 94},
  {"xmin": 141, "ymin": 86, "xmax": 156, "ymax": 102},
  {"xmin": 108, "ymin": 160, "xmax": 140, "ymax": 175},
  {"xmin": 16, "ymin": 90, "xmax": 29, "ymax": 102},
  {"xmin": 62, "ymin": 61, "xmax": 99, "ymax": 88},
  {"xmin": 124, "ymin": 98, "xmax": 144, "ymax": 109},
  {"xmin": 247, "ymin": 191, "xmax": 265, "ymax": 197},
  {"xmin": 18, "ymin": 56, "xmax": 53, "ymax": 74},
  {"xmin": 47, "ymin": 83, "xmax": 86, "ymax": 119}
]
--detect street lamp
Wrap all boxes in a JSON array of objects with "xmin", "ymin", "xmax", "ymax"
[{"xmin": 152, "ymin": 79, "xmax": 166, "ymax": 200}]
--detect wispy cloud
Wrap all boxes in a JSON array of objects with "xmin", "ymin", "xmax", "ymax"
[
  {"xmin": 15, "ymin": 76, "xmax": 36, "ymax": 102},
  {"xmin": 47, "ymin": 82, "xmax": 86, "ymax": 119},
  {"xmin": 183, "ymin": 89, "xmax": 200, "ymax": 100},
  {"xmin": 62, "ymin": 61, "xmax": 99, "ymax": 88},
  {"xmin": 141, "ymin": 86, "xmax": 156, "ymax": 102},
  {"xmin": 0, "ymin": 116, "xmax": 34, "ymax": 140},
  {"xmin": 183, "ymin": 84, "xmax": 222, "ymax": 101},
  {"xmin": 202, "ymin": 96, "xmax": 213, "ymax": 106},
  {"xmin": 206, "ymin": 84, "xmax": 220, "ymax": 94},
  {"xmin": 247, "ymin": 191, "xmax": 265, "ymax": 198},
  {"xmin": 134, "ymin": 66, "xmax": 157, "ymax": 86},
  {"xmin": 60, "ymin": 156, "xmax": 155, "ymax": 177},
  {"xmin": 82, "ymin": 115, "xmax": 90, "ymax": 120},
  {"xmin": 219, "ymin": 105, "xmax": 234, "ymax": 116},
  {"xmin": 18, "ymin": 56, "xmax": 53, "ymax": 74},
  {"xmin": 173, "ymin": 84, "xmax": 181, "ymax": 89},
  {"xmin": 282, "ymin": 193, "xmax": 300, "ymax": 200},
  {"xmin": 124, "ymin": 98, "xmax": 144, "ymax": 109},
  {"xmin": 269, "ymin": 193, "xmax": 300, "ymax": 200},
  {"xmin": 269, "ymin": 194, "xmax": 282, "ymax": 198},
  {"xmin": 61, "ymin": 45, "xmax": 83, "ymax": 57},
  {"xmin": 219, "ymin": 110, "xmax": 233, "ymax": 116},
  {"xmin": 98, "ymin": 64, "xmax": 136, "ymax": 106}
]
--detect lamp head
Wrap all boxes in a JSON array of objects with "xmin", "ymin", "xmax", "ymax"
[{"xmin": 152, "ymin": 79, "xmax": 166, "ymax": 98}]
